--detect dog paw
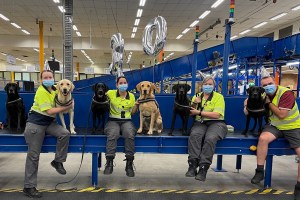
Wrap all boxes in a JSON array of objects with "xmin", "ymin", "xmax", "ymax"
[
  {"xmin": 147, "ymin": 130, "xmax": 153, "ymax": 135},
  {"xmin": 137, "ymin": 128, "xmax": 143, "ymax": 134},
  {"xmin": 157, "ymin": 130, "xmax": 162, "ymax": 134},
  {"xmin": 70, "ymin": 130, "xmax": 76, "ymax": 134}
]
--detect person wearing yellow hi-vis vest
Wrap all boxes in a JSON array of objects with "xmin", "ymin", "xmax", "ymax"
[
  {"xmin": 186, "ymin": 76, "xmax": 227, "ymax": 182},
  {"xmin": 103, "ymin": 76, "xmax": 139, "ymax": 177},
  {"xmin": 251, "ymin": 75, "xmax": 300, "ymax": 200}
]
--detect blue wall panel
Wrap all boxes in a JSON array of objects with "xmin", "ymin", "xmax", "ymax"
[
  {"xmin": 171, "ymin": 55, "xmax": 192, "ymax": 77},
  {"xmin": 140, "ymin": 67, "xmax": 154, "ymax": 82},
  {"xmin": 197, "ymin": 51, "xmax": 208, "ymax": 69}
]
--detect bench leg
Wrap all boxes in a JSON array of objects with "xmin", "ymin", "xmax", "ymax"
[
  {"xmin": 235, "ymin": 155, "xmax": 242, "ymax": 173},
  {"xmin": 264, "ymin": 155, "xmax": 273, "ymax": 188},
  {"xmin": 98, "ymin": 153, "xmax": 102, "ymax": 169},
  {"xmin": 92, "ymin": 153, "xmax": 98, "ymax": 187},
  {"xmin": 212, "ymin": 155, "xmax": 227, "ymax": 172}
]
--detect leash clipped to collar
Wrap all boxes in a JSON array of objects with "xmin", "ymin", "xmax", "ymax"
[
  {"xmin": 174, "ymin": 100, "xmax": 191, "ymax": 109},
  {"xmin": 6, "ymin": 98, "xmax": 22, "ymax": 104},
  {"xmin": 55, "ymin": 95, "xmax": 73, "ymax": 106},
  {"xmin": 92, "ymin": 96, "xmax": 109, "ymax": 105}
]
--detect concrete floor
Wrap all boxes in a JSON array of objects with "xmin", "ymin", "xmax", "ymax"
[{"xmin": 0, "ymin": 152, "xmax": 297, "ymax": 191}]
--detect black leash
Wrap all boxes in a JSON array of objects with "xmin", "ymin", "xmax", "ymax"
[
  {"xmin": 6, "ymin": 98, "xmax": 22, "ymax": 104},
  {"xmin": 196, "ymin": 92, "xmax": 214, "ymax": 122}
]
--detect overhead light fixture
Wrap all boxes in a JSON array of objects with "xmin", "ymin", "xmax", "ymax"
[
  {"xmin": 230, "ymin": 35, "xmax": 238, "ymax": 40},
  {"xmin": 131, "ymin": 33, "xmax": 135, "ymax": 38},
  {"xmin": 58, "ymin": 6, "xmax": 65, "ymax": 13},
  {"xmin": 72, "ymin": 25, "xmax": 78, "ymax": 31},
  {"xmin": 22, "ymin": 29, "xmax": 30, "ymax": 35},
  {"xmin": 129, "ymin": 52, "xmax": 133, "ymax": 55},
  {"xmin": 182, "ymin": 28, "xmax": 190, "ymax": 34},
  {"xmin": 81, "ymin": 50, "xmax": 85, "ymax": 54},
  {"xmin": 229, "ymin": 64, "xmax": 237, "ymax": 70},
  {"xmin": 176, "ymin": 34, "xmax": 183, "ymax": 39},
  {"xmin": 239, "ymin": 29, "xmax": 251, "ymax": 35},
  {"xmin": 137, "ymin": 9, "xmax": 143, "ymax": 17},
  {"xmin": 33, "ymin": 48, "xmax": 39, "ymax": 52},
  {"xmin": 53, "ymin": 0, "xmax": 60, "ymax": 3},
  {"xmin": 139, "ymin": 0, "xmax": 146, "ymax": 7},
  {"xmin": 270, "ymin": 13, "xmax": 287, "ymax": 20},
  {"xmin": 132, "ymin": 27, "xmax": 137, "ymax": 33},
  {"xmin": 199, "ymin": 10, "xmax": 211, "ymax": 19},
  {"xmin": 211, "ymin": 0, "xmax": 224, "ymax": 8},
  {"xmin": 292, "ymin": 5, "xmax": 300, "ymax": 11},
  {"xmin": 134, "ymin": 18, "xmax": 140, "ymax": 26},
  {"xmin": 76, "ymin": 31, "xmax": 81, "ymax": 36},
  {"xmin": 286, "ymin": 61, "xmax": 300, "ymax": 66},
  {"xmin": 1, "ymin": 52, "xmax": 7, "ymax": 56},
  {"xmin": 11, "ymin": 23, "xmax": 21, "ymax": 29},
  {"xmin": 0, "ymin": 13, "xmax": 9, "ymax": 21},
  {"xmin": 253, "ymin": 21, "xmax": 268, "ymax": 29},
  {"xmin": 189, "ymin": 20, "xmax": 199, "ymax": 27},
  {"xmin": 169, "ymin": 52, "xmax": 174, "ymax": 56}
]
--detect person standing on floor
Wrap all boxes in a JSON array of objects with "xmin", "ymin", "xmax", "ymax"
[{"xmin": 23, "ymin": 70, "xmax": 73, "ymax": 198}]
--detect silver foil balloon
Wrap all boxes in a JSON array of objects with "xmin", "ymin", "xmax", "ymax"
[
  {"xmin": 142, "ymin": 16, "xmax": 167, "ymax": 56},
  {"xmin": 109, "ymin": 33, "xmax": 124, "ymax": 77}
]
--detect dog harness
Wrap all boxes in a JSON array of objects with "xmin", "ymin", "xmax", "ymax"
[
  {"xmin": 6, "ymin": 98, "xmax": 22, "ymax": 105},
  {"xmin": 137, "ymin": 98, "xmax": 159, "ymax": 108},
  {"xmin": 54, "ymin": 94, "xmax": 73, "ymax": 106},
  {"xmin": 174, "ymin": 100, "xmax": 191, "ymax": 109}
]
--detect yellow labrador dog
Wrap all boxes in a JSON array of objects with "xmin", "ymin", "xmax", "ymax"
[
  {"xmin": 136, "ymin": 81, "xmax": 163, "ymax": 135},
  {"xmin": 55, "ymin": 79, "xmax": 76, "ymax": 134}
]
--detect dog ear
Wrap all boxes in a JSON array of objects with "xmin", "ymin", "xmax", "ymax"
[
  {"xmin": 186, "ymin": 84, "xmax": 191, "ymax": 92},
  {"xmin": 71, "ymin": 83, "xmax": 75, "ymax": 92},
  {"xmin": 151, "ymin": 83, "xmax": 156, "ymax": 92},
  {"xmin": 105, "ymin": 84, "xmax": 109, "ymax": 92},
  {"xmin": 92, "ymin": 84, "xmax": 96, "ymax": 91},
  {"xmin": 260, "ymin": 87, "xmax": 265, "ymax": 93},
  {"xmin": 4, "ymin": 84, "xmax": 8, "ymax": 92},
  {"xmin": 56, "ymin": 81, "xmax": 60, "ymax": 90},
  {"xmin": 172, "ymin": 84, "xmax": 178, "ymax": 93},
  {"xmin": 136, "ymin": 82, "xmax": 141, "ymax": 92},
  {"xmin": 16, "ymin": 82, "xmax": 20, "ymax": 91},
  {"xmin": 246, "ymin": 88, "xmax": 250, "ymax": 94}
]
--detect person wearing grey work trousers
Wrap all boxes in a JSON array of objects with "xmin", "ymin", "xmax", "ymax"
[
  {"xmin": 186, "ymin": 75, "xmax": 227, "ymax": 182},
  {"xmin": 23, "ymin": 70, "xmax": 73, "ymax": 198},
  {"xmin": 103, "ymin": 76, "xmax": 139, "ymax": 177}
]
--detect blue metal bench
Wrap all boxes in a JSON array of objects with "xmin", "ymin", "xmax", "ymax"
[{"xmin": 0, "ymin": 134, "xmax": 295, "ymax": 188}]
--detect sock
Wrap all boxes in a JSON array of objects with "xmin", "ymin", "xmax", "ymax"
[{"xmin": 257, "ymin": 165, "xmax": 264, "ymax": 170}]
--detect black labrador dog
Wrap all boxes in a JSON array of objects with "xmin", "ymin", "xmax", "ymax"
[
  {"xmin": 242, "ymin": 86, "xmax": 269, "ymax": 137},
  {"xmin": 4, "ymin": 82, "xmax": 26, "ymax": 131},
  {"xmin": 91, "ymin": 83, "xmax": 110, "ymax": 134},
  {"xmin": 169, "ymin": 83, "xmax": 191, "ymax": 136}
]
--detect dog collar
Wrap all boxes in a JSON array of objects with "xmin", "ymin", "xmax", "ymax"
[
  {"xmin": 246, "ymin": 107, "xmax": 265, "ymax": 113},
  {"xmin": 174, "ymin": 101, "xmax": 191, "ymax": 109},
  {"xmin": 55, "ymin": 95, "xmax": 73, "ymax": 106},
  {"xmin": 6, "ymin": 98, "xmax": 22, "ymax": 104},
  {"xmin": 92, "ymin": 96, "xmax": 109, "ymax": 105}
]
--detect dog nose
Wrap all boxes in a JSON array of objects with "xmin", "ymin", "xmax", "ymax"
[
  {"xmin": 143, "ymin": 90, "xmax": 147, "ymax": 94},
  {"xmin": 63, "ymin": 88, "xmax": 67, "ymax": 93}
]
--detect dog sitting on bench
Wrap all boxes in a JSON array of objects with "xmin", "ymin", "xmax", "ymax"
[
  {"xmin": 169, "ymin": 83, "xmax": 191, "ymax": 136},
  {"xmin": 91, "ymin": 83, "xmax": 110, "ymax": 134},
  {"xmin": 242, "ymin": 86, "xmax": 269, "ymax": 137},
  {"xmin": 4, "ymin": 82, "xmax": 26, "ymax": 131}
]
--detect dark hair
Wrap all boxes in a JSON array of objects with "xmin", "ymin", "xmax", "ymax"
[
  {"xmin": 116, "ymin": 76, "xmax": 127, "ymax": 84},
  {"xmin": 40, "ymin": 70, "xmax": 54, "ymax": 79}
]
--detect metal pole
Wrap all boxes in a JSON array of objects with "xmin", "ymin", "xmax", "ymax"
[
  {"xmin": 298, "ymin": 62, "xmax": 300, "ymax": 97},
  {"xmin": 64, "ymin": 0, "xmax": 73, "ymax": 81},
  {"xmin": 191, "ymin": 26, "xmax": 199, "ymax": 96},
  {"xmin": 39, "ymin": 21, "xmax": 44, "ymax": 74}
]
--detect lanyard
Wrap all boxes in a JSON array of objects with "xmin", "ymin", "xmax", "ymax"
[{"xmin": 197, "ymin": 92, "xmax": 214, "ymax": 112}]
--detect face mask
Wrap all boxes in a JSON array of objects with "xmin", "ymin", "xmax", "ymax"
[
  {"xmin": 202, "ymin": 85, "xmax": 214, "ymax": 94},
  {"xmin": 264, "ymin": 84, "xmax": 276, "ymax": 95},
  {"xmin": 43, "ymin": 79, "xmax": 54, "ymax": 87},
  {"xmin": 118, "ymin": 84, "xmax": 128, "ymax": 92}
]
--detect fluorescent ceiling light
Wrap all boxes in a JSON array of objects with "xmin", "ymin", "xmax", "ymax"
[
  {"xmin": 33, "ymin": 48, "xmax": 39, "ymax": 52},
  {"xmin": 131, "ymin": 33, "xmax": 135, "ymax": 38},
  {"xmin": 292, "ymin": 5, "xmax": 300, "ymax": 11},
  {"xmin": 229, "ymin": 64, "xmax": 237, "ymax": 70},
  {"xmin": 1, "ymin": 52, "xmax": 7, "ymax": 56},
  {"xmin": 76, "ymin": 31, "xmax": 81, "ymax": 36},
  {"xmin": 211, "ymin": 0, "xmax": 224, "ymax": 8},
  {"xmin": 189, "ymin": 20, "xmax": 199, "ymax": 27},
  {"xmin": 81, "ymin": 50, "xmax": 85, "ymax": 54},
  {"xmin": 230, "ymin": 35, "xmax": 238, "ymax": 40},
  {"xmin": 199, "ymin": 10, "xmax": 211, "ymax": 19},
  {"xmin": 22, "ymin": 29, "xmax": 30, "ymax": 35},
  {"xmin": 239, "ymin": 29, "xmax": 251, "ymax": 35},
  {"xmin": 11, "ymin": 23, "xmax": 21, "ymax": 29},
  {"xmin": 129, "ymin": 52, "xmax": 133, "ymax": 55},
  {"xmin": 137, "ymin": 9, "xmax": 143, "ymax": 17},
  {"xmin": 53, "ymin": 0, "xmax": 60, "ymax": 3},
  {"xmin": 176, "ymin": 34, "xmax": 183, "ymax": 39},
  {"xmin": 182, "ymin": 28, "xmax": 190, "ymax": 34},
  {"xmin": 253, "ymin": 21, "xmax": 268, "ymax": 29},
  {"xmin": 72, "ymin": 25, "xmax": 78, "ymax": 31},
  {"xmin": 169, "ymin": 52, "xmax": 174, "ymax": 56},
  {"xmin": 134, "ymin": 18, "xmax": 140, "ymax": 26},
  {"xmin": 270, "ymin": 13, "xmax": 287, "ymax": 20},
  {"xmin": 0, "ymin": 13, "xmax": 10, "ymax": 21},
  {"xmin": 139, "ymin": 0, "xmax": 146, "ymax": 7},
  {"xmin": 286, "ymin": 61, "xmax": 300, "ymax": 66},
  {"xmin": 58, "ymin": 6, "xmax": 65, "ymax": 13},
  {"xmin": 132, "ymin": 27, "xmax": 137, "ymax": 33}
]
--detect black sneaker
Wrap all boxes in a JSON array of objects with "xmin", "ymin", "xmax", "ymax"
[
  {"xmin": 51, "ymin": 160, "xmax": 66, "ymax": 175},
  {"xmin": 23, "ymin": 187, "xmax": 42, "ymax": 198},
  {"xmin": 251, "ymin": 169, "xmax": 264, "ymax": 184},
  {"xmin": 294, "ymin": 184, "xmax": 300, "ymax": 200}
]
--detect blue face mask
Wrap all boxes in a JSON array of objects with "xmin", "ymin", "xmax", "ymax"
[
  {"xmin": 264, "ymin": 84, "xmax": 276, "ymax": 95},
  {"xmin": 203, "ymin": 85, "xmax": 214, "ymax": 94},
  {"xmin": 43, "ymin": 79, "xmax": 54, "ymax": 87},
  {"xmin": 118, "ymin": 84, "xmax": 128, "ymax": 92}
]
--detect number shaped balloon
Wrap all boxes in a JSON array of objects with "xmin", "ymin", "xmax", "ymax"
[
  {"xmin": 142, "ymin": 16, "xmax": 167, "ymax": 56},
  {"xmin": 109, "ymin": 33, "xmax": 124, "ymax": 77}
]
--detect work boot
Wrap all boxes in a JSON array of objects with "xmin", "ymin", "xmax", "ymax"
[
  {"xmin": 294, "ymin": 184, "xmax": 300, "ymax": 200},
  {"xmin": 103, "ymin": 156, "xmax": 114, "ymax": 175},
  {"xmin": 251, "ymin": 168, "xmax": 265, "ymax": 184},
  {"xmin": 51, "ymin": 160, "xmax": 66, "ymax": 175},
  {"xmin": 23, "ymin": 187, "xmax": 42, "ymax": 198},
  {"xmin": 195, "ymin": 164, "xmax": 210, "ymax": 181},
  {"xmin": 124, "ymin": 155, "xmax": 135, "ymax": 177},
  {"xmin": 185, "ymin": 159, "xmax": 199, "ymax": 177}
]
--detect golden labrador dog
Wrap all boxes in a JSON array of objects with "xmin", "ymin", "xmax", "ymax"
[
  {"xmin": 136, "ymin": 81, "xmax": 163, "ymax": 135},
  {"xmin": 55, "ymin": 79, "xmax": 76, "ymax": 134}
]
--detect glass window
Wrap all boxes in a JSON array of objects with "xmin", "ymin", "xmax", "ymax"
[
  {"xmin": 55, "ymin": 73, "xmax": 62, "ymax": 81},
  {"xmin": 30, "ymin": 73, "xmax": 39, "ymax": 83},
  {"xmin": 80, "ymin": 74, "xmax": 86, "ymax": 80},
  {"xmin": 87, "ymin": 74, "xmax": 94, "ymax": 79},
  {"xmin": 4, "ymin": 72, "xmax": 11, "ymax": 80},
  {"xmin": 23, "ymin": 72, "xmax": 30, "ymax": 81},
  {"xmin": 15, "ymin": 72, "xmax": 22, "ymax": 81}
]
